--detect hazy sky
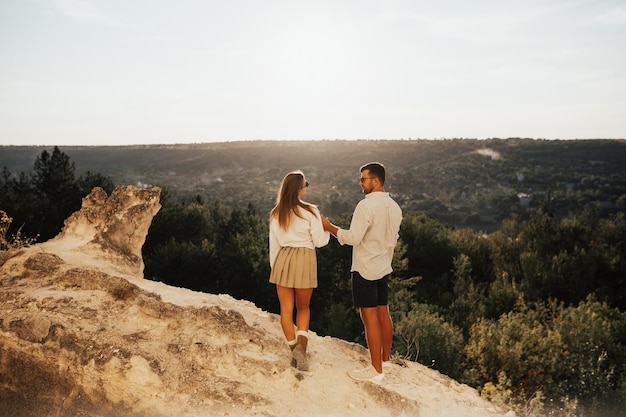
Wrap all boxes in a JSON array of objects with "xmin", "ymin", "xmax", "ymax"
[{"xmin": 1, "ymin": 0, "xmax": 625, "ymax": 146}]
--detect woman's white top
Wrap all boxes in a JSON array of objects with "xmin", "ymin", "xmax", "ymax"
[{"xmin": 269, "ymin": 205, "xmax": 330, "ymax": 268}]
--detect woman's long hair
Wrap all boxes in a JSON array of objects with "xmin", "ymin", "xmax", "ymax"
[{"xmin": 270, "ymin": 170, "xmax": 316, "ymax": 230}]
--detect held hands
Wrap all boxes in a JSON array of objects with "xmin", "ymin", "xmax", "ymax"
[{"xmin": 321, "ymin": 215, "xmax": 338, "ymax": 236}]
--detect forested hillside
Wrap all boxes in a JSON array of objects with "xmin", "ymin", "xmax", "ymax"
[
  {"xmin": 2, "ymin": 138, "xmax": 625, "ymax": 230},
  {"xmin": 2, "ymin": 139, "xmax": 626, "ymax": 417}
]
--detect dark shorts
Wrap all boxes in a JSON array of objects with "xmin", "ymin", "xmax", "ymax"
[{"xmin": 351, "ymin": 271, "xmax": 389, "ymax": 308}]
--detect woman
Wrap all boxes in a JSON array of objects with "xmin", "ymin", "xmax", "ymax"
[{"xmin": 269, "ymin": 170, "xmax": 329, "ymax": 371}]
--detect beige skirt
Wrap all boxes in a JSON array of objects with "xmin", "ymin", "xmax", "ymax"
[{"xmin": 269, "ymin": 247, "xmax": 317, "ymax": 289}]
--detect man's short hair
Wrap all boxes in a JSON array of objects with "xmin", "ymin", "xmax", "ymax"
[{"xmin": 360, "ymin": 162, "xmax": 386, "ymax": 184}]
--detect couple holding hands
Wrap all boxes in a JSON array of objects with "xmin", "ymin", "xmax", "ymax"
[{"xmin": 269, "ymin": 162, "xmax": 402, "ymax": 383}]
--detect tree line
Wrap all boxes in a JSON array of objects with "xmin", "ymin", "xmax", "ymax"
[
  {"xmin": 3, "ymin": 139, "xmax": 625, "ymax": 234},
  {"xmin": 0, "ymin": 146, "xmax": 115, "ymax": 242},
  {"xmin": 1, "ymin": 147, "xmax": 625, "ymax": 417}
]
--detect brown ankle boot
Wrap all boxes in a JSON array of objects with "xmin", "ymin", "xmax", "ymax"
[
  {"xmin": 292, "ymin": 334, "xmax": 309, "ymax": 371},
  {"xmin": 289, "ymin": 344, "xmax": 297, "ymax": 368}
]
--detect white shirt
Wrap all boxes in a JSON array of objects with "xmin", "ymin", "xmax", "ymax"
[
  {"xmin": 336, "ymin": 192, "xmax": 402, "ymax": 280},
  {"xmin": 269, "ymin": 205, "xmax": 330, "ymax": 268}
]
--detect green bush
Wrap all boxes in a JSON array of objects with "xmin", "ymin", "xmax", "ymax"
[
  {"xmin": 391, "ymin": 291, "xmax": 464, "ymax": 379},
  {"xmin": 551, "ymin": 296, "xmax": 626, "ymax": 413},
  {"xmin": 463, "ymin": 298, "xmax": 626, "ymax": 416}
]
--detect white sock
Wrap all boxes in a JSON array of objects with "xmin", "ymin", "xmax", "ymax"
[
  {"xmin": 296, "ymin": 330, "xmax": 309, "ymax": 338},
  {"xmin": 287, "ymin": 339, "xmax": 297, "ymax": 347}
]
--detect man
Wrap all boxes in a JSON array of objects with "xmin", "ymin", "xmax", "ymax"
[{"xmin": 321, "ymin": 162, "xmax": 402, "ymax": 383}]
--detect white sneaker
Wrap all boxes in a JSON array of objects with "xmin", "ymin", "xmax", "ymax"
[{"xmin": 348, "ymin": 365, "xmax": 385, "ymax": 384}]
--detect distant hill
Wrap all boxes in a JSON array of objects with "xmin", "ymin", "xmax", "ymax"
[{"xmin": 2, "ymin": 138, "xmax": 625, "ymax": 230}]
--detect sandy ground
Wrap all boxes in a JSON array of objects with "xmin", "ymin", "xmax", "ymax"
[{"xmin": 0, "ymin": 240, "xmax": 512, "ymax": 417}]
